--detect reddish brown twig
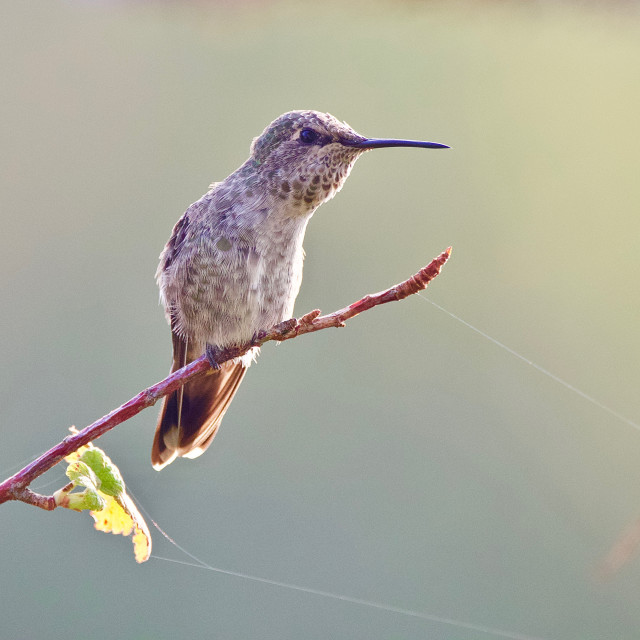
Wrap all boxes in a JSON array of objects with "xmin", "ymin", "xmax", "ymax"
[{"xmin": 0, "ymin": 247, "xmax": 451, "ymax": 508}]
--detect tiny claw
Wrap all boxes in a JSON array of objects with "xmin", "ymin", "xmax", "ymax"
[{"xmin": 205, "ymin": 344, "xmax": 223, "ymax": 370}]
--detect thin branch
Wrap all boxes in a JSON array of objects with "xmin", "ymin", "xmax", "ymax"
[{"xmin": 0, "ymin": 247, "xmax": 451, "ymax": 508}]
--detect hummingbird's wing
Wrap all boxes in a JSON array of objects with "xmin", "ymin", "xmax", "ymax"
[{"xmin": 151, "ymin": 329, "xmax": 247, "ymax": 471}]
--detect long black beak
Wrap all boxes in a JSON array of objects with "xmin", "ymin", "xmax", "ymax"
[{"xmin": 345, "ymin": 138, "xmax": 449, "ymax": 150}]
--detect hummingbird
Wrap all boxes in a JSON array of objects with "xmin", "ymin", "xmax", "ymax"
[{"xmin": 152, "ymin": 110, "xmax": 448, "ymax": 470}]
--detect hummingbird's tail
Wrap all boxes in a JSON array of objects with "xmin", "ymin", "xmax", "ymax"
[{"xmin": 151, "ymin": 333, "xmax": 247, "ymax": 471}]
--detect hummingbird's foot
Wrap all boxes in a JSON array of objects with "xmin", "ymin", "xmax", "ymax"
[{"xmin": 205, "ymin": 344, "xmax": 223, "ymax": 370}]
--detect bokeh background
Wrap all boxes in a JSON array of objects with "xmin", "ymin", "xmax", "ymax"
[{"xmin": 2, "ymin": 1, "xmax": 640, "ymax": 638}]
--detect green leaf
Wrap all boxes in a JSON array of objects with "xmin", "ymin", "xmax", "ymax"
[
  {"xmin": 66, "ymin": 489, "xmax": 106, "ymax": 512},
  {"xmin": 66, "ymin": 460, "xmax": 99, "ymax": 492},
  {"xmin": 80, "ymin": 449, "xmax": 125, "ymax": 497}
]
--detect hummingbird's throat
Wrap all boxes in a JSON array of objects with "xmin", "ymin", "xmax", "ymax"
[{"xmin": 274, "ymin": 147, "xmax": 361, "ymax": 212}]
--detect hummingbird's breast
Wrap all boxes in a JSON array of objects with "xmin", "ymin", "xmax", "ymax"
[{"xmin": 158, "ymin": 189, "xmax": 310, "ymax": 353}]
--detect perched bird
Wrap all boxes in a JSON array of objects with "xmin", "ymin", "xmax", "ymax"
[{"xmin": 152, "ymin": 110, "xmax": 447, "ymax": 470}]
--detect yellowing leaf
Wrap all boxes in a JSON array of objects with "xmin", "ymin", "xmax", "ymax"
[
  {"xmin": 91, "ymin": 494, "xmax": 134, "ymax": 535},
  {"xmin": 61, "ymin": 430, "xmax": 152, "ymax": 563},
  {"xmin": 86, "ymin": 491, "xmax": 151, "ymax": 563}
]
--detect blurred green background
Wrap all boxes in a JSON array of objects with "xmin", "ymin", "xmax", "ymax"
[{"xmin": 2, "ymin": 1, "xmax": 640, "ymax": 638}]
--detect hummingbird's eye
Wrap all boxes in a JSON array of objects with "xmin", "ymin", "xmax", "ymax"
[{"xmin": 299, "ymin": 128, "xmax": 319, "ymax": 144}]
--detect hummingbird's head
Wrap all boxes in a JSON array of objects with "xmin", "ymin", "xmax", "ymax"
[{"xmin": 247, "ymin": 110, "xmax": 447, "ymax": 214}]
